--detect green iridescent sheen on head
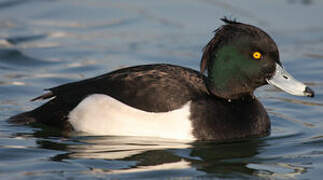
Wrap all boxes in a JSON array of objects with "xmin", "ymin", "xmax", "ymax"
[
  {"xmin": 208, "ymin": 46, "xmax": 258, "ymax": 89},
  {"xmin": 201, "ymin": 19, "xmax": 280, "ymax": 99},
  {"xmin": 206, "ymin": 45, "xmax": 262, "ymax": 99}
]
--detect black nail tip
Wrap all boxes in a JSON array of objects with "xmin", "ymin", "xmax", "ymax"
[{"xmin": 305, "ymin": 87, "xmax": 315, "ymax": 97}]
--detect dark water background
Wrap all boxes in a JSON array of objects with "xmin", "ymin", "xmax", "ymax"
[{"xmin": 1, "ymin": 0, "xmax": 323, "ymax": 179}]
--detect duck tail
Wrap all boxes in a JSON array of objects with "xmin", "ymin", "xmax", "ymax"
[{"xmin": 7, "ymin": 111, "xmax": 37, "ymax": 125}]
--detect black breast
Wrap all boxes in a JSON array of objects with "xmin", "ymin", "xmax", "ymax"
[{"xmin": 190, "ymin": 96, "xmax": 270, "ymax": 141}]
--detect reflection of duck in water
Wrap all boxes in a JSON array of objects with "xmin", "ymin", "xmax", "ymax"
[
  {"xmin": 35, "ymin": 135, "xmax": 264, "ymax": 177},
  {"xmin": 9, "ymin": 18, "xmax": 314, "ymax": 141}
]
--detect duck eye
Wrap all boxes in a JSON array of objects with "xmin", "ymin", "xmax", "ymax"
[{"xmin": 252, "ymin": 51, "xmax": 262, "ymax": 60}]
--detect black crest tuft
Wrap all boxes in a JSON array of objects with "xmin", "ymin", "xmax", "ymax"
[{"xmin": 220, "ymin": 16, "xmax": 241, "ymax": 25}]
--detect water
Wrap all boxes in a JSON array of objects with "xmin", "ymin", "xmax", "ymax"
[{"xmin": 0, "ymin": 0, "xmax": 323, "ymax": 179}]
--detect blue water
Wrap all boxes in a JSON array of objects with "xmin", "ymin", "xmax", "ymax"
[{"xmin": 1, "ymin": 0, "xmax": 323, "ymax": 179}]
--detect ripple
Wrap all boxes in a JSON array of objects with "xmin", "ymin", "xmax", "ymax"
[
  {"xmin": 0, "ymin": 0, "xmax": 29, "ymax": 9},
  {"xmin": 0, "ymin": 81, "xmax": 25, "ymax": 86},
  {"xmin": 6, "ymin": 34, "xmax": 46, "ymax": 45},
  {"xmin": 31, "ymin": 17, "xmax": 137, "ymax": 29},
  {"xmin": 305, "ymin": 53, "xmax": 323, "ymax": 59},
  {"xmin": 248, "ymin": 162, "xmax": 308, "ymax": 179},
  {"xmin": 268, "ymin": 96, "xmax": 323, "ymax": 106},
  {"xmin": 0, "ymin": 49, "xmax": 52, "ymax": 68},
  {"xmin": 107, "ymin": 160, "xmax": 192, "ymax": 174},
  {"xmin": 0, "ymin": 39, "xmax": 14, "ymax": 48}
]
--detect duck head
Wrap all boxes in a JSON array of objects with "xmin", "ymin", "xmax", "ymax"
[{"xmin": 201, "ymin": 18, "xmax": 314, "ymax": 100}]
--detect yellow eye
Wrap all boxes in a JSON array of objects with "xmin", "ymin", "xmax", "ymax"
[{"xmin": 252, "ymin": 51, "xmax": 262, "ymax": 60}]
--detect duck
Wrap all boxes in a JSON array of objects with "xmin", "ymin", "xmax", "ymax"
[{"xmin": 8, "ymin": 18, "xmax": 315, "ymax": 141}]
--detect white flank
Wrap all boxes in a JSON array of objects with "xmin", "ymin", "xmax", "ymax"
[{"xmin": 68, "ymin": 94, "xmax": 195, "ymax": 140}]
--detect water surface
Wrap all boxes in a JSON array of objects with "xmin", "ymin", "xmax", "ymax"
[{"xmin": 1, "ymin": 0, "xmax": 323, "ymax": 179}]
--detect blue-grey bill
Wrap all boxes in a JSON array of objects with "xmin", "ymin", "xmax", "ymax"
[{"xmin": 266, "ymin": 63, "xmax": 314, "ymax": 97}]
